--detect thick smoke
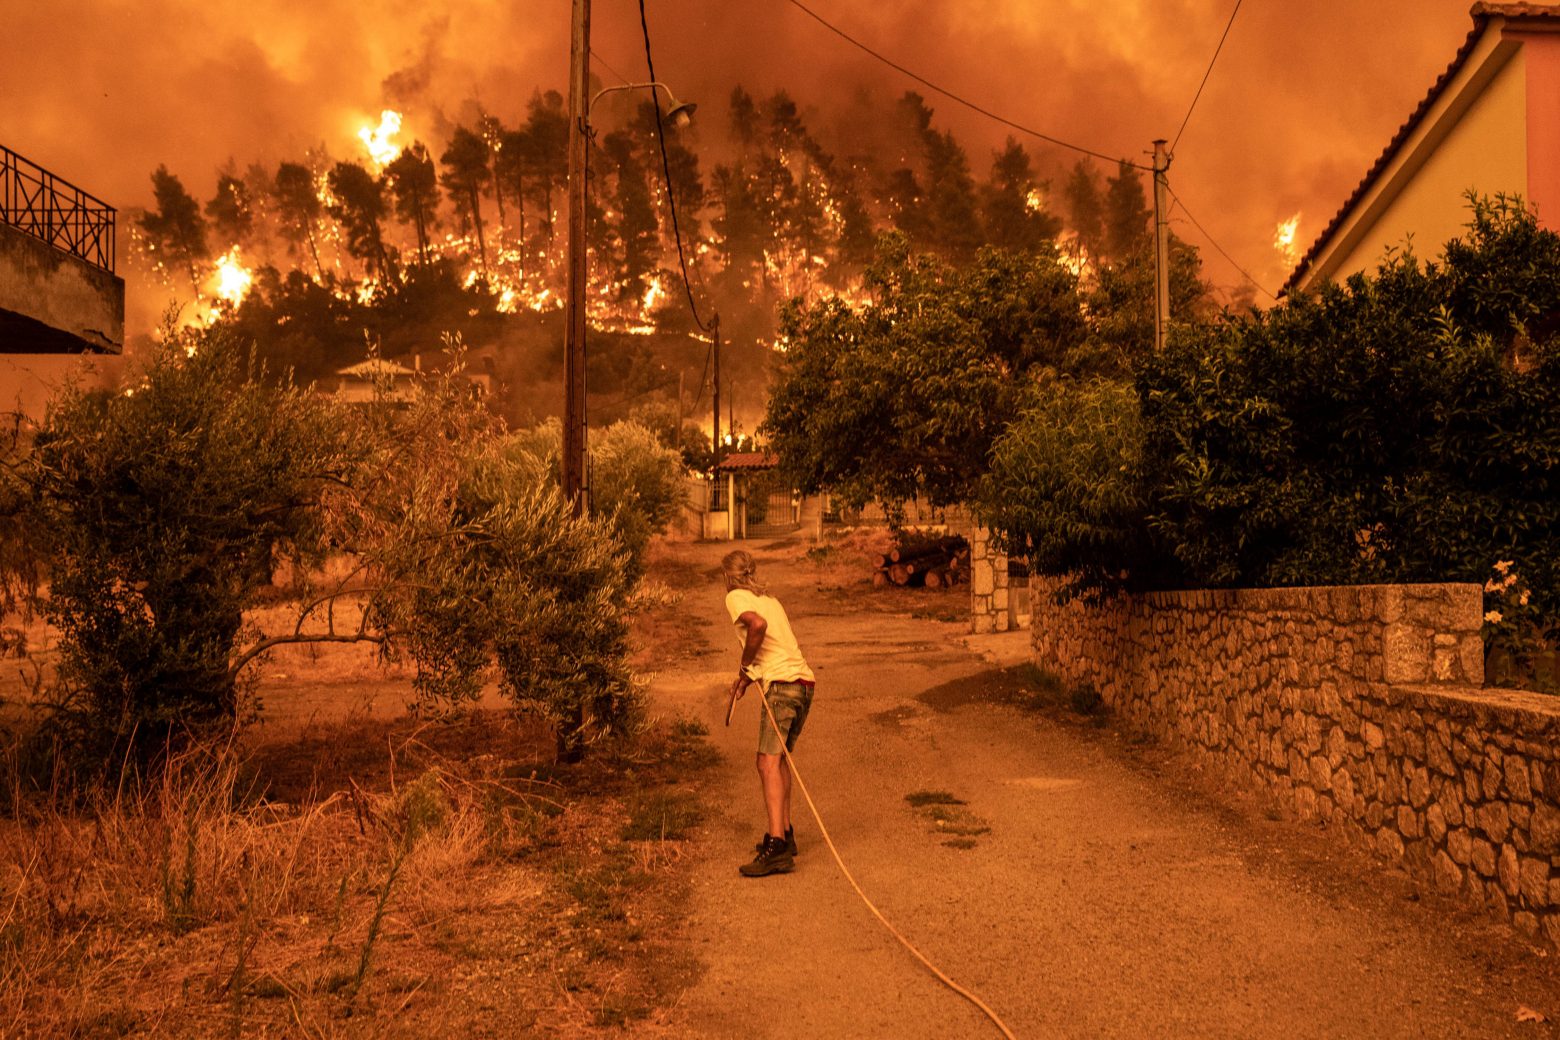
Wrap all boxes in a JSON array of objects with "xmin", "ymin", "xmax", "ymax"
[{"xmin": 5, "ymin": 0, "xmax": 1474, "ymax": 321}]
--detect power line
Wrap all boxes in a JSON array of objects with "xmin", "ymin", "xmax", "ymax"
[
  {"xmin": 589, "ymin": 49, "xmax": 634, "ymax": 86},
  {"xmin": 1171, "ymin": 0, "xmax": 1243, "ymax": 155},
  {"xmin": 782, "ymin": 0, "xmax": 1147, "ymax": 170},
  {"xmin": 1165, "ymin": 182, "xmax": 1278, "ymax": 301},
  {"xmin": 637, "ymin": 0, "xmax": 714, "ymax": 333}
]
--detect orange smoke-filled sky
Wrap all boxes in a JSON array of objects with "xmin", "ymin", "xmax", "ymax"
[{"xmin": 4, "ymin": 0, "xmax": 1477, "ymax": 315}]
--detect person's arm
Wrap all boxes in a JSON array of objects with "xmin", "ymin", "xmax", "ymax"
[{"xmin": 730, "ymin": 610, "xmax": 768, "ymax": 700}]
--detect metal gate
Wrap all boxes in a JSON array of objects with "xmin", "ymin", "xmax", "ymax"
[{"xmin": 743, "ymin": 471, "xmax": 800, "ymax": 537}]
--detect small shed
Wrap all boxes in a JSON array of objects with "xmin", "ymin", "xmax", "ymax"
[
  {"xmin": 332, "ymin": 358, "xmax": 418, "ymax": 404},
  {"xmin": 711, "ymin": 452, "xmax": 801, "ymax": 540}
]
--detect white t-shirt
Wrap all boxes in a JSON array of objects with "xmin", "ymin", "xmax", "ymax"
[{"xmin": 725, "ymin": 588, "xmax": 815, "ymax": 687}]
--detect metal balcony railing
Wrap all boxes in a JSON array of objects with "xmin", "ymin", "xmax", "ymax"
[{"xmin": 0, "ymin": 145, "xmax": 116, "ymax": 273}]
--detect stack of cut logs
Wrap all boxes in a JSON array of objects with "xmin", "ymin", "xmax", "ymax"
[{"xmin": 872, "ymin": 533, "xmax": 971, "ymax": 589}]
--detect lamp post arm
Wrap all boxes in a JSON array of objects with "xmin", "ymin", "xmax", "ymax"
[{"xmin": 588, "ymin": 81, "xmax": 679, "ymax": 116}]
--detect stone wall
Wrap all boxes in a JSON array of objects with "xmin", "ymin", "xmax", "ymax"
[
  {"xmin": 1031, "ymin": 580, "xmax": 1560, "ymax": 947},
  {"xmin": 968, "ymin": 527, "xmax": 1010, "ymax": 634}
]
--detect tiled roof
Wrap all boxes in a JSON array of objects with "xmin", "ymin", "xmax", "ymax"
[
  {"xmin": 714, "ymin": 451, "xmax": 779, "ymax": 471},
  {"xmin": 337, "ymin": 358, "xmax": 418, "ymax": 378},
  {"xmin": 1282, "ymin": 3, "xmax": 1560, "ymax": 293}
]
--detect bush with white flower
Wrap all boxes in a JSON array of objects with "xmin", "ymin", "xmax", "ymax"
[{"xmin": 1482, "ymin": 560, "xmax": 1555, "ymax": 692}]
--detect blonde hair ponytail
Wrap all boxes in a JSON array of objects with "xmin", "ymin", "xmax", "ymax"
[{"xmin": 721, "ymin": 549, "xmax": 768, "ymax": 596}]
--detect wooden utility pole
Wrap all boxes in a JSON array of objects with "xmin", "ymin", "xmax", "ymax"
[
  {"xmin": 1152, "ymin": 139, "xmax": 1171, "ymax": 352},
  {"xmin": 710, "ymin": 314, "xmax": 722, "ymax": 467},
  {"xmin": 563, "ymin": 0, "xmax": 591, "ymax": 510}
]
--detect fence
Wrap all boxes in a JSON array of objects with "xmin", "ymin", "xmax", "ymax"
[{"xmin": 0, "ymin": 145, "xmax": 116, "ymax": 273}]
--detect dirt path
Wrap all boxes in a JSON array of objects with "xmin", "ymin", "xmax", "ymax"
[{"xmin": 647, "ymin": 539, "xmax": 1560, "ymax": 1040}]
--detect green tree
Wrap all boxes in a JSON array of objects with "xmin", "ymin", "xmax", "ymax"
[
  {"xmin": 1103, "ymin": 160, "xmax": 1150, "ymax": 261},
  {"xmin": 977, "ymin": 377, "xmax": 1154, "ymax": 600},
  {"xmin": 1136, "ymin": 195, "xmax": 1560, "ymax": 637},
  {"xmin": 763, "ymin": 234, "xmax": 1089, "ymax": 511},
  {"xmin": 1087, "ymin": 234, "xmax": 1213, "ymax": 362},
  {"xmin": 981, "ymin": 138, "xmax": 1061, "ymax": 254},
  {"xmin": 140, "ymin": 166, "xmax": 208, "ymax": 293},
  {"xmin": 385, "ymin": 142, "xmax": 439, "ymax": 265},
  {"xmin": 326, "ymin": 160, "xmax": 395, "ymax": 283},
  {"xmin": 205, "ymin": 171, "xmax": 252, "ymax": 249},
  {"xmin": 441, "ymin": 126, "xmax": 493, "ymax": 274},
  {"xmin": 272, "ymin": 162, "xmax": 325, "ymax": 280}
]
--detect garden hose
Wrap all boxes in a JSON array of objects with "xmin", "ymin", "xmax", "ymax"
[{"xmin": 754, "ymin": 685, "xmax": 1019, "ymax": 1040}]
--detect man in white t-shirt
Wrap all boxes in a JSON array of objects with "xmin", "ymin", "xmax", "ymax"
[{"xmin": 722, "ymin": 549, "xmax": 816, "ymax": 877}]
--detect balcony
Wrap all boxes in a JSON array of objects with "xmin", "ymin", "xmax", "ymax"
[
  {"xmin": 1, "ymin": 145, "xmax": 116, "ymax": 273},
  {"xmin": 0, "ymin": 144, "xmax": 124, "ymax": 359}
]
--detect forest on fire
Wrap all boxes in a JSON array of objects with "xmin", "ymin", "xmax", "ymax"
[{"xmin": 131, "ymin": 84, "xmax": 1217, "ymax": 436}]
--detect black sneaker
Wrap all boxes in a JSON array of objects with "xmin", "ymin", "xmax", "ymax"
[
  {"xmin": 753, "ymin": 826, "xmax": 798, "ymax": 857},
  {"xmin": 740, "ymin": 834, "xmax": 795, "ymax": 877}
]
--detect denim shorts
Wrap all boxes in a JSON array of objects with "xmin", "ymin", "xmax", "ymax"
[{"xmin": 758, "ymin": 681, "xmax": 814, "ymax": 755}]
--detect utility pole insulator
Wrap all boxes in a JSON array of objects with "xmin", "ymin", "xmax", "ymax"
[{"xmin": 1152, "ymin": 139, "xmax": 1171, "ymax": 353}]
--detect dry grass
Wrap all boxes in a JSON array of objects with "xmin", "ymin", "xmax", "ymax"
[{"xmin": 0, "ymin": 711, "xmax": 714, "ymax": 1038}]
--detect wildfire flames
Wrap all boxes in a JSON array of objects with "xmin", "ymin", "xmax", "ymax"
[
  {"xmin": 212, "ymin": 247, "xmax": 254, "ymax": 306},
  {"xmin": 358, "ymin": 110, "xmax": 403, "ymax": 169},
  {"xmin": 1274, "ymin": 213, "xmax": 1302, "ymax": 269}
]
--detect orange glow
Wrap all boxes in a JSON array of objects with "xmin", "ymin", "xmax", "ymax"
[
  {"xmin": 357, "ymin": 110, "xmax": 403, "ymax": 169},
  {"xmin": 1274, "ymin": 213, "xmax": 1302, "ymax": 268},
  {"xmin": 212, "ymin": 247, "xmax": 253, "ymax": 306}
]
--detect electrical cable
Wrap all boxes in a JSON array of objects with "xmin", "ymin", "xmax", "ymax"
[
  {"xmin": 1170, "ymin": 0, "xmax": 1243, "ymax": 155},
  {"xmin": 752, "ymin": 686, "xmax": 1019, "ymax": 1040},
  {"xmin": 636, "ymin": 0, "xmax": 715, "ymax": 333},
  {"xmin": 782, "ymin": 0, "xmax": 1145, "ymax": 171},
  {"xmin": 590, "ymin": 49, "xmax": 634, "ymax": 86},
  {"xmin": 1165, "ymin": 182, "xmax": 1277, "ymax": 301}
]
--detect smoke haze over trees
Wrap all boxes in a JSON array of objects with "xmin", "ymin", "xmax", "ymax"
[
  {"xmin": 5, "ymin": 0, "xmax": 1479, "ymax": 324},
  {"xmin": 129, "ymin": 75, "xmax": 1212, "ymax": 442}
]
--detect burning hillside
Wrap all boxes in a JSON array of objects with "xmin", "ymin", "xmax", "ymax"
[{"xmin": 128, "ymin": 84, "xmax": 1187, "ymax": 436}]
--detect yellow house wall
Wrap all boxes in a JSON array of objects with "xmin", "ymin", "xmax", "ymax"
[{"xmin": 1327, "ymin": 49, "xmax": 1528, "ymax": 280}]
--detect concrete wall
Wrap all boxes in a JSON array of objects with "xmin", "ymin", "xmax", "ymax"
[
  {"xmin": 1031, "ymin": 580, "xmax": 1560, "ymax": 948},
  {"xmin": 0, "ymin": 222, "xmax": 124, "ymax": 353}
]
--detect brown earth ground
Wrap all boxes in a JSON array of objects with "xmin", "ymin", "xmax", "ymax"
[{"xmin": 655, "ymin": 535, "xmax": 1560, "ymax": 1040}]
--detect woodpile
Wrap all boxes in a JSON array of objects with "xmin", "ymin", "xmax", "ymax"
[{"xmin": 872, "ymin": 533, "xmax": 970, "ymax": 589}]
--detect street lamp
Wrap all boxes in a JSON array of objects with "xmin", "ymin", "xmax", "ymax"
[
  {"xmin": 590, "ymin": 82, "xmax": 697, "ymax": 128},
  {"xmin": 561, "ymin": 54, "xmax": 697, "ymax": 511}
]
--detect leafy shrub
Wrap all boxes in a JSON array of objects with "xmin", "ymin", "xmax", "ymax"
[
  {"xmin": 1135, "ymin": 194, "xmax": 1560, "ymax": 636},
  {"xmin": 763, "ymin": 234, "xmax": 1091, "ymax": 512},
  {"xmin": 11, "ymin": 325, "xmax": 357, "ymax": 762},
  {"xmin": 353, "ymin": 380, "xmax": 645, "ymax": 761},
  {"xmin": 983, "ymin": 194, "xmax": 1560, "ymax": 657},
  {"xmin": 504, "ymin": 418, "xmax": 684, "ymax": 583},
  {"xmin": 5, "ymin": 328, "xmax": 647, "ymax": 768},
  {"xmin": 977, "ymin": 376, "xmax": 1157, "ymax": 599}
]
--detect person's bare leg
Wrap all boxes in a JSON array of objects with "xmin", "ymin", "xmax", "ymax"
[
  {"xmin": 779, "ymin": 756, "xmax": 793, "ymax": 833},
  {"xmin": 755, "ymin": 752, "xmax": 787, "ymax": 838}
]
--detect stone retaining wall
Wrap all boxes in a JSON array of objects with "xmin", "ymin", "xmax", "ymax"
[{"xmin": 1031, "ymin": 581, "xmax": 1560, "ymax": 947}]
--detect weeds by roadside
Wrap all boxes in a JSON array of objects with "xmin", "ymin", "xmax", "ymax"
[{"xmin": 0, "ymin": 710, "xmax": 715, "ymax": 1037}]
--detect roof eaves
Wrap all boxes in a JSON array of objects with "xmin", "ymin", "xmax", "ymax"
[{"xmin": 1282, "ymin": 4, "xmax": 1513, "ymax": 294}]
